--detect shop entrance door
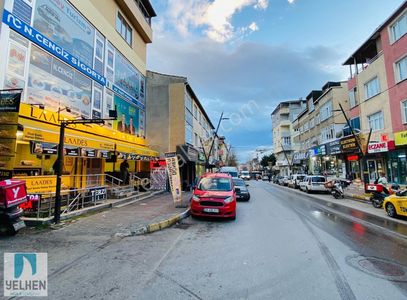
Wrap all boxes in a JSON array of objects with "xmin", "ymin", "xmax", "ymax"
[
  {"xmin": 86, "ymin": 158, "xmax": 103, "ymax": 187},
  {"xmin": 367, "ymin": 160, "xmax": 378, "ymax": 182}
]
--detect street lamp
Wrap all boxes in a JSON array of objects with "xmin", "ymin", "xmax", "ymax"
[{"xmin": 54, "ymin": 108, "xmax": 117, "ymax": 224}]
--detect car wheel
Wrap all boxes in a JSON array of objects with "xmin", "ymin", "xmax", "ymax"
[
  {"xmin": 306, "ymin": 187, "xmax": 310, "ymax": 194},
  {"xmin": 386, "ymin": 203, "xmax": 397, "ymax": 218},
  {"xmin": 246, "ymin": 195, "xmax": 250, "ymax": 201}
]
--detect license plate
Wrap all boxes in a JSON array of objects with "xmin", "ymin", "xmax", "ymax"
[
  {"xmin": 203, "ymin": 208, "xmax": 219, "ymax": 213},
  {"xmin": 13, "ymin": 220, "xmax": 25, "ymax": 231}
]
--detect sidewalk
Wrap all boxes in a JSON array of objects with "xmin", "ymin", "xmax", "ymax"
[
  {"xmin": 3, "ymin": 191, "xmax": 191, "ymax": 242},
  {"xmin": 343, "ymin": 182, "xmax": 371, "ymax": 202}
]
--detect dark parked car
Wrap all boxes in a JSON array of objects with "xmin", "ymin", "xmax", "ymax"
[{"xmin": 233, "ymin": 178, "xmax": 250, "ymax": 201}]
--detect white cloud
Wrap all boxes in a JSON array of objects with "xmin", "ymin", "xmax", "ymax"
[
  {"xmin": 248, "ymin": 22, "xmax": 259, "ymax": 32},
  {"xmin": 287, "ymin": 0, "xmax": 295, "ymax": 4},
  {"xmin": 166, "ymin": 0, "xmax": 268, "ymax": 43}
]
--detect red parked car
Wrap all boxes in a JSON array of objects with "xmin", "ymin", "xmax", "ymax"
[{"xmin": 190, "ymin": 173, "xmax": 237, "ymax": 220}]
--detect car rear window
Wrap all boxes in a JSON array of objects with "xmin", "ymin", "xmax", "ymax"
[
  {"xmin": 312, "ymin": 177, "xmax": 326, "ymax": 183},
  {"xmin": 298, "ymin": 176, "xmax": 305, "ymax": 180},
  {"xmin": 199, "ymin": 177, "xmax": 232, "ymax": 191},
  {"xmin": 233, "ymin": 179, "xmax": 246, "ymax": 187}
]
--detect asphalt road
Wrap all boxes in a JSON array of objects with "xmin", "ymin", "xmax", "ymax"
[{"xmin": 9, "ymin": 180, "xmax": 407, "ymax": 299}]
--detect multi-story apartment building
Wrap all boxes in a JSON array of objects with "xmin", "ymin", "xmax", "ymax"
[
  {"xmin": 0, "ymin": 0, "xmax": 157, "ymax": 192},
  {"xmin": 292, "ymin": 82, "xmax": 349, "ymax": 176},
  {"xmin": 146, "ymin": 71, "xmax": 215, "ymax": 190},
  {"xmin": 271, "ymin": 100, "xmax": 306, "ymax": 176},
  {"xmin": 343, "ymin": 1, "xmax": 407, "ymax": 184}
]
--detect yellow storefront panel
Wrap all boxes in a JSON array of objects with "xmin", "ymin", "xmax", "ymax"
[
  {"xmin": 395, "ymin": 131, "xmax": 407, "ymax": 146},
  {"xmin": 14, "ymin": 175, "xmax": 71, "ymax": 194}
]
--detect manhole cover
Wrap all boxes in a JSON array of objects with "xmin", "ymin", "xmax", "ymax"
[{"xmin": 346, "ymin": 255, "xmax": 407, "ymax": 281}]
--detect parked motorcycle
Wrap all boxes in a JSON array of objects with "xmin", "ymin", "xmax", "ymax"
[
  {"xmin": 0, "ymin": 180, "xmax": 28, "ymax": 236},
  {"xmin": 325, "ymin": 179, "xmax": 351, "ymax": 199},
  {"xmin": 367, "ymin": 183, "xmax": 400, "ymax": 208}
]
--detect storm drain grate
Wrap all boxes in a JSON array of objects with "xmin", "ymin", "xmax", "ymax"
[{"xmin": 346, "ymin": 255, "xmax": 407, "ymax": 282}]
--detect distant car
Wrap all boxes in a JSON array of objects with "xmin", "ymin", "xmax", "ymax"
[
  {"xmin": 262, "ymin": 175, "xmax": 269, "ymax": 181},
  {"xmin": 273, "ymin": 176, "xmax": 281, "ymax": 184},
  {"xmin": 233, "ymin": 178, "xmax": 250, "ymax": 201},
  {"xmin": 302, "ymin": 176, "xmax": 328, "ymax": 193},
  {"xmin": 190, "ymin": 173, "xmax": 236, "ymax": 220},
  {"xmin": 219, "ymin": 166, "xmax": 239, "ymax": 178},
  {"xmin": 240, "ymin": 171, "xmax": 250, "ymax": 180},
  {"xmin": 288, "ymin": 174, "xmax": 307, "ymax": 189},
  {"xmin": 278, "ymin": 176, "xmax": 289, "ymax": 186},
  {"xmin": 383, "ymin": 190, "xmax": 407, "ymax": 218}
]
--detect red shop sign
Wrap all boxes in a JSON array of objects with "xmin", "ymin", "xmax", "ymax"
[{"xmin": 347, "ymin": 155, "xmax": 359, "ymax": 161}]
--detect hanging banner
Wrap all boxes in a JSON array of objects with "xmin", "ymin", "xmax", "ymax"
[{"xmin": 165, "ymin": 152, "xmax": 182, "ymax": 205}]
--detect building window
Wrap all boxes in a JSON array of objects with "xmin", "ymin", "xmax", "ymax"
[
  {"xmin": 320, "ymin": 100, "xmax": 333, "ymax": 122},
  {"xmin": 185, "ymin": 94, "xmax": 192, "ymax": 112},
  {"xmin": 194, "ymin": 133, "xmax": 199, "ymax": 147},
  {"xmin": 193, "ymin": 104, "xmax": 198, "ymax": 119},
  {"xmin": 116, "ymin": 12, "xmax": 132, "ymax": 46},
  {"xmin": 390, "ymin": 11, "xmax": 407, "ymax": 43},
  {"xmin": 309, "ymin": 100, "xmax": 314, "ymax": 112},
  {"xmin": 395, "ymin": 56, "xmax": 407, "ymax": 83},
  {"xmin": 349, "ymin": 88, "xmax": 357, "ymax": 108},
  {"xmin": 368, "ymin": 111, "xmax": 384, "ymax": 132},
  {"xmin": 309, "ymin": 117, "xmax": 315, "ymax": 129},
  {"xmin": 304, "ymin": 121, "xmax": 309, "ymax": 131},
  {"xmin": 402, "ymin": 101, "xmax": 407, "ymax": 124},
  {"xmin": 185, "ymin": 124, "xmax": 193, "ymax": 144},
  {"xmin": 282, "ymin": 136, "xmax": 291, "ymax": 146},
  {"xmin": 364, "ymin": 77, "xmax": 380, "ymax": 99}
]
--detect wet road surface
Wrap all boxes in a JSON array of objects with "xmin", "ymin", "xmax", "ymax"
[{"xmin": 6, "ymin": 180, "xmax": 407, "ymax": 299}]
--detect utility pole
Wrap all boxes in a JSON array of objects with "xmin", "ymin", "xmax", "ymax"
[{"xmin": 206, "ymin": 112, "xmax": 229, "ymax": 170}]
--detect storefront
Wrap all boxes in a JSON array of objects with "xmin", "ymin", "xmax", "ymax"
[
  {"xmin": 340, "ymin": 136, "xmax": 361, "ymax": 180},
  {"xmin": 0, "ymin": 1, "xmax": 157, "ymax": 193},
  {"xmin": 324, "ymin": 140, "xmax": 346, "ymax": 178},
  {"xmin": 308, "ymin": 145, "xmax": 326, "ymax": 175},
  {"xmin": 365, "ymin": 141, "xmax": 395, "ymax": 182},
  {"xmin": 292, "ymin": 151, "xmax": 309, "ymax": 174},
  {"xmin": 391, "ymin": 131, "xmax": 407, "ymax": 185},
  {"xmin": 176, "ymin": 145, "xmax": 198, "ymax": 191}
]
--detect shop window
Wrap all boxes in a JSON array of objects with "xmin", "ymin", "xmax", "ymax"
[
  {"xmin": 395, "ymin": 55, "xmax": 407, "ymax": 83},
  {"xmin": 116, "ymin": 12, "xmax": 132, "ymax": 46},
  {"xmin": 368, "ymin": 111, "xmax": 384, "ymax": 132}
]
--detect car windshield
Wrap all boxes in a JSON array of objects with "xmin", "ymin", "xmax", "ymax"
[
  {"xmin": 233, "ymin": 179, "xmax": 246, "ymax": 187},
  {"xmin": 242, "ymin": 171, "xmax": 249, "ymax": 175},
  {"xmin": 198, "ymin": 177, "xmax": 232, "ymax": 191},
  {"xmin": 298, "ymin": 176, "xmax": 305, "ymax": 180},
  {"xmin": 312, "ymin": 177, "xmax": 326, "ymax": 183}
]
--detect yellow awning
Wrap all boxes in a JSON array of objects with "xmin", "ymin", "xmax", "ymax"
[{"xmin": 18, "ymin": 104, "xmax": 158, "ymax": 157}]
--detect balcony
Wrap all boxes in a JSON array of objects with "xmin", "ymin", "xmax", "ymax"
[
  {"xmin": 280, "ymin": 119, "xmax": 291, "ymax": 126},
  {"xmin": 116, "ymin": 0, "xmax": 156, "ymax": 43}
]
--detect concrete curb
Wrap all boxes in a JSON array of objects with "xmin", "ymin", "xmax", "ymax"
[{"xmin": 133, "ymin": 208, "xmax": 191, "ymax": 235}]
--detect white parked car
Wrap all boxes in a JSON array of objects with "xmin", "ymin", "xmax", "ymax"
[
  {"xmin": 288, "ymin": 174, "xmax": 307, "ymax": 189},
  {"xmin": 299, "ymin": 176, "xmax": 309, "ymax": 191},
  {"xmin": 240, "ymin": 171, "xmax": 251, "ymax": 180},
  {"xmin": 302, "ymin": 176, "xmax": 328, "ymax": 193}
]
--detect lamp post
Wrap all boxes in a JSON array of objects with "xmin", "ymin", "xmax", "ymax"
[{"xmin": 54, "ymin": 109, "xmax": 117, "ymax": 224}]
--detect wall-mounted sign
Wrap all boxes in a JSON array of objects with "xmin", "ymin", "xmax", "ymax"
[
  {"xmin": 2, "ymin": 10, "xmax": 106, "ymax": 85},
  {"xmin": 367, "ymin": 141, "xmax": 395, "ymax": 154},
  {"xmin": 326, "ymin": 140, "xmax": 341, "ymax": 155},
  {"xmin": 81, "ymin": 149, "xmax": 96, "ymax": 157},
  {"xmin": 340, "ymin": 136, "xmax": 359, "ymax": 153},
  {"xmin": 395, "ymin": 131, "xmax": 407, "ymax": 146},
  {"xmin": 65, "ymin": 147, "xmax": 79, "ymax": 156},
  {"xmin": 310, "ymin": 145, "xmax": 326, "ymax": 156}
]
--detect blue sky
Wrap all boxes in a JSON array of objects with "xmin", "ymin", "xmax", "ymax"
[{"xmin": 147, "ymin": 0, "xmax": 404, "ymax": 162}]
